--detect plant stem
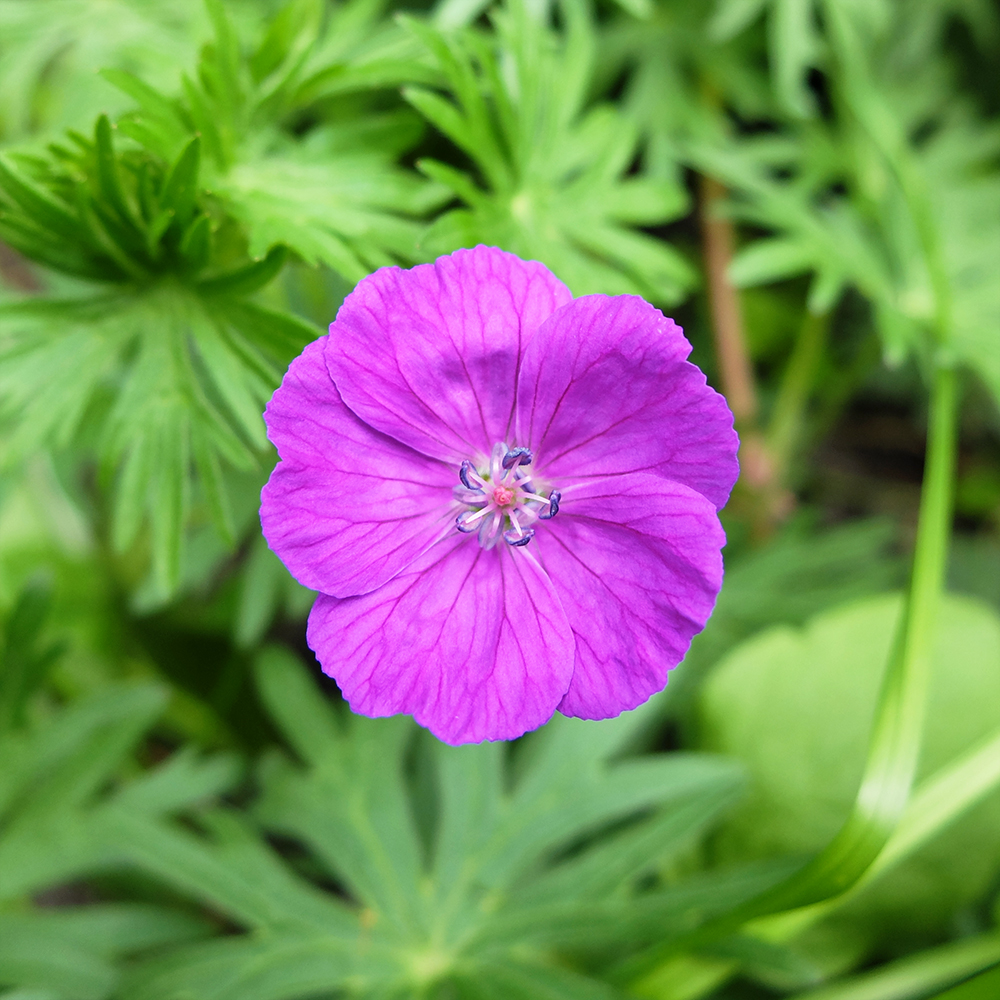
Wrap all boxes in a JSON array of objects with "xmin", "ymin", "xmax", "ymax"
[
  {"xmin": 623, "ymin": 362, "xmax": 960, "ymax": 983},
  {"xmin": 698, "ymin": 174, "xmax": 758, "ymax": 425},
  {"xmin": 699, "ymin": 174, "xmax": 794, "ymax": 535},
  {"xmin": 780, "ymin": 363, "xmax": 958, "ymax": 901},
  {"xmin": 0, "ymin": 240, "xmax": 41, "ymax": 291},
  {"xmin": 767, "ymin": 309, "xmax": 829, "ymax": 484}
]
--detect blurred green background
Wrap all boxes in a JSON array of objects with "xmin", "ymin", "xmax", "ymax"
[{"xmin": 0, "ymin": 1, "xmax": 998, "ymax": 998}]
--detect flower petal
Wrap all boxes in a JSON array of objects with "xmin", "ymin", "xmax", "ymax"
[
  {"xmin": 306, "ymin": 537, "xmax": 576, "ymax": 745},
  {"xmin": 326, "ymin": 245, "xmax": 572, "ymax": 463},
  {"xmin": 534, "ymin": 472, "xmax": 725, "ymax": 720},
  {"xmin": 516, "ymin": 295, "xmax": 739, "ymax": 510},
  {"xmin": 261, "ymin": 337, "xmax": 457, "ymax": 597}
]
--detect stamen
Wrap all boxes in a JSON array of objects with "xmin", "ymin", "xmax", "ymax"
[
  {"xmin": 459, "ymin": 460, "xmax": 482, "ymax": 492},
  {"xmin": 456, "ymin": 509, "xmax": 487, "ymax": 532},
  {"xmin": 481, "ymin": 512, "xmax": 503, "ymax": 548},
  {"xmin": 504, "ymin": 527, "xmax": 534, "ymax": 547},
  {"xmin": 502, "ymin": 447, "xmax": 532, "ymax": 470},
  {"xmin": 455, "ymin": 445, "xmax": 561, "ymax": 549},
  {"xmin": 538, "ymin": 490, "xmax": 561, "ymax": 520}
]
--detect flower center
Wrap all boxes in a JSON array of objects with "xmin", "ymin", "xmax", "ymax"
[
  {"xmin": 492, "ymin": 485, "xmax": 515, "ymax": 507},
  {"xmin": 453, "ymin": 442, "xmax": 561, "ymax": 549}
]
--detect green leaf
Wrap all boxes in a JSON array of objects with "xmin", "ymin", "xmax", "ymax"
[
  {"xmin": 0, "ymin": 917, "xmax": 115, "ymax": 1000},
  {"xmin": 113, "ymin": 747, "xmax": 243, "ymax": 817},
  {"xmin": 0, "ymin": 583, "xmax": 61, "ymax": 736},
  {"xmin": 709, "ymin": 0, "xmax": 769, "ymax": 40},
  {"xmin": 404, "ymin": 0, "xmax": 696, "ymax": 302},
  {"xmin": 232, "ymin": 540, "xmax": 283, "ymax": 650},
  {"xmin": 451, "ymin": 959, "xmax": 628, "ymax": 1000},
  {"xmin": 0, "ymin": 904, "xmax": 208, "ymax": 1000},
  {"xmin": 768, "ymin": 0, "xmax": 820, "ymax": 118},
  {"xmin": 191, "ymin": 419, "xmax": 236, "ymax": 547},
  {"xmin": 253, "ymin": 647, "xmax": 341, "ymax": 766},
  {"xmin": 932, "ymin": 965, "xmax": 1000, "ymax": 1000},
  {"xmin": 728, "ymin": 236, "xmax": 815, "ymax": 287},
  {"xmin": 0, "ymin": 0, "xmax": 209, "ymax": 141},
  {"xmin": 106, "ymin": 808, "xmax": 358, "ymax": 934},
  {"xmin": 198, "ymin": 246, "xmax": 288, "ymax": 298},
  {"xmin": 94, "ymin": 114, "xmax": 136, "ymax": 224},
  {"xmin": 784, "ymin": 933, "xmax": 1000, "ymax": 1000},
  {"xmin": 699, "ymin": 593, "xmax": 1000, "ymax": 946},
  {"xmin": 0, "ymin": 156, "xmax": 87, "ymax": 246},
  {"xmin": 160, "ymin": 137, "xmax": 201, "ymax": 228},
  {"xmin": 216, "ymin": 150, "xmax": 448, "ymax": 281},
  {"xmin": 250, "ymin": 0, "xmax": 323, "ymax": 84},
  {"xmin": 179, "ymin": 213, "xmax": 212, "ymax": 272},
  {"xmin": 0, "ymin": 684, "xmax": 168, "ymax": 901}
]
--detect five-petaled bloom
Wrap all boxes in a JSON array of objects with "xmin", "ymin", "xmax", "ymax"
[{"xmin": 261, "ymin": 246, "xmax": 738, "ymax": 745}]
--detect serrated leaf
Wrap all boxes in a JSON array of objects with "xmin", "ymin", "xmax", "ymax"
[{"xmin": 404, "ymin": 0, "xmax": 695, "ymax": 302}]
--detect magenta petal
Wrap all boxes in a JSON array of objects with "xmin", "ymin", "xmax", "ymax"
[
  {"xmin": 535, "ymin": 472, "xmax": 725, "ymax": 720},
  {"xmin": 306, "ymin": 537, "xmax": 576, "ymax": 745},
  {"xmin": 516, "ymin": 295, "xmax": 739, "ymax": 510},
  {"xmin": 261, "ymin": 337, "xmax": 456, "ymax": 598},
  {"xmin": 326, "ymin": 246, "xmax": 572, "ymax": 463}
]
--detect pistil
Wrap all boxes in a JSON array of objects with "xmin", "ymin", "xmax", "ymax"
[{"xmin": 453, "ymin": 442, "xmax": 560, "ymax": 549}]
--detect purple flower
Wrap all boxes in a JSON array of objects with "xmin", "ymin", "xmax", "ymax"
[{"xmin": 260, "ymin": 246, "xmax": 738, "ymax": 745}]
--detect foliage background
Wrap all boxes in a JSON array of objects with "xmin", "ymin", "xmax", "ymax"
[{"xmin": 0, "ymin": 0, "xmax": 998, "ymax": 998}]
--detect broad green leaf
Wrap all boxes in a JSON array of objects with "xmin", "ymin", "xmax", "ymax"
[{"xmin": 699, "ymin": 593, "xmax": 1000, "ymax": 948}]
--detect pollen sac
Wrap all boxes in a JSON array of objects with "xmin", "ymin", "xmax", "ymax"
[
  {"xmin": 454, "ymin": 442, "xmax": 556, "ymax": 550},
  {"xmin": 459, "ymin": 460, "xmax": 482, "ymax": 492},
  {"xmin": 502, "ymin": 447, "xmax": 532, "ymax": 469},
  {"xmin": 504, "ymin": 527, "xmax": 534, "ymax": 547},
  {"xmin": 456, "ymin": 510, "xmax": 480, "ymax": 533},
  {"xmin": 538, "ymin": 490, "xmax": 561, "ymax": 519}
]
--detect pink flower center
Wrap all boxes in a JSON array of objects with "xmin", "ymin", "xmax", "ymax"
[
  {"xmin": 492, "ymin": 485, "xmax": 515, "ymax": 507},
  {"xmin": 453, "ymin": 442, "xmax": 561, "ymax": 550}
]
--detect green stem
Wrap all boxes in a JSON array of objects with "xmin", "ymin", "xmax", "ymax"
[
  {"xmin": 767, "ymin": 309, "xmax": 829, "ymax": 484},
  {"xmin": 623, "ymin": 363, "xmax": 959, "ymax": 984}
]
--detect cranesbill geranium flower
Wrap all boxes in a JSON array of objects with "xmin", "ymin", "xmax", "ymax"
[{"xmin": 260, "ymin": 246, "xmax": 738, "ymax": 745}]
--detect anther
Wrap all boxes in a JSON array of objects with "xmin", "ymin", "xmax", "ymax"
[
  {"xmin": 459, "ymin": 460, "xmax": 482, "ymax": 491},
  {"xmin": 502, "ymin": 447, "xmax": 532, "ymax": 470},
  {"xmin": 503, "ymin": 527, "xmax": 534, "ymax": 547},
  {"xmin": 538, "ymin": 490, "xmax": 561, "ymax": 519},
  {"xmin": 456, "ymin": 510, "xmax": 481, "ymax": 533}
]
